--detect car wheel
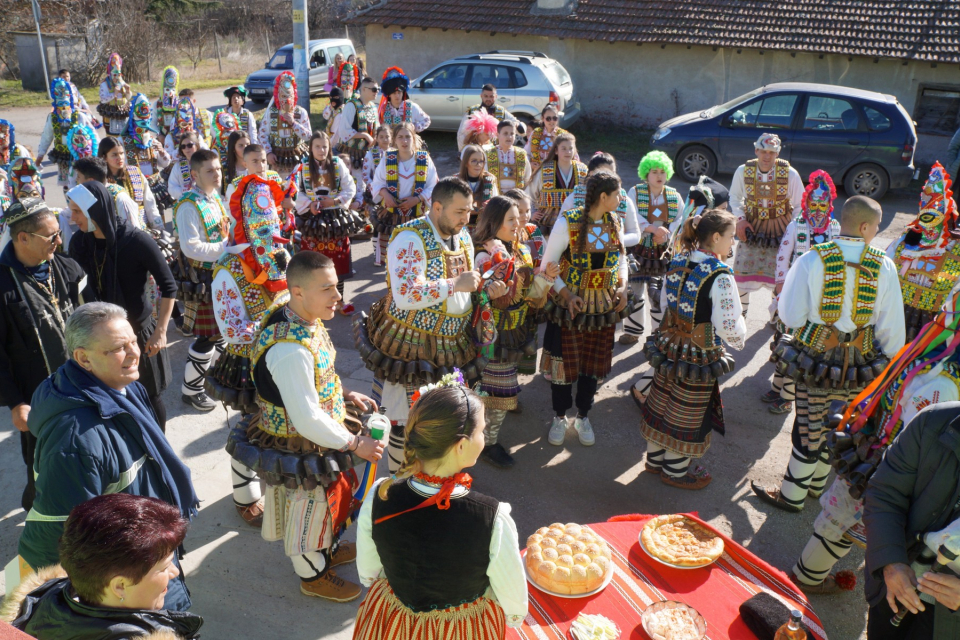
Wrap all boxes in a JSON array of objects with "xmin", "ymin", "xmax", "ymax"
[
  {"xmin": 844, "ymin": 163, "xmax": 889, "ymax": 199},
  {"xmin": 676, "ymin": 145, "xmax": 717, "ymax": 182}
]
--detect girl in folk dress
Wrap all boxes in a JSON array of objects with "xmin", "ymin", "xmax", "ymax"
[
  {"xmin": 296, "ymin": 130, "xmax": 359, "ymax": 314},
  {"xmin": 459, "ymin": 144, "xmax": 499, "ymax": 229},
  {"xmin": 639, "ymin": 209, "xmax": 746, "ymax": 490},
  {"xmin": 525, "ymin": 102, "xmax": 569, "ymax": 174},
  {"xmin": 473, "ymin": 196, "xmax": 557, "ymax": 468},
  {"xmin": 220, "ymin": 130, "xmax": 250, "ymax": 195},
  {"xmin": 354, "ymin": 385, "xmax": 528, "ymax": 640},
  {"xmin": 357, "ymin": 125, "xmax": 393, "ymax": 266},
  {"xmin": 166, "ymin": 131, "xmax": 199, "ymax": 201},
  {"xmin": 98, "ymin": 137, "xmax": 163, "ymax": 231},
  {"xmin": 527, "ymin": 133, "xmax": 587, "ymax": 234}
]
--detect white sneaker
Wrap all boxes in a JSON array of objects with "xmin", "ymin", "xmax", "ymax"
[
  {"xmin": 573, "ymin": 416, "xmax": 595, "ymax": 446},
  {"xmin": 547, "ymin": 416, "xmax": 568, "ymax": 446}
]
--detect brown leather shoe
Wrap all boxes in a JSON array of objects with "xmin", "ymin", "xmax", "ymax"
[
  {"xmin": 791, "ymin": 573, "xmax": 841, "ymax": 595},
  {"xmin": 300, "ymin": 570, "xmax": 362, "ymax": 602},
  {"xmin": 236, "ymin": 499, "xmax": 264, "ymax": 527},
  {"xmin": 619, "ymin": 333, "xmax": 640, "ymax": 345},
  {"xmin": 751, "ymin": 481, "xmax": 803, "ymax": 513},
  {"xmin": 330, "ymin": 542, "xmax": 357, "ymax": 567}
]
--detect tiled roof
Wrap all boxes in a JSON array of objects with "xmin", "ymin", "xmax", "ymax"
[{"xmin": 346, "ymin": 0, "xmax": 960, "ymax": 63}]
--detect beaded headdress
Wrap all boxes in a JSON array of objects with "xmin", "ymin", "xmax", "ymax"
[
  {"xmin": 67, "ymin": 123, "xmax": 99, "ymax": 161},
  {"xmin": 273, "ymin": 71, "xmax": 297, "ymax": 113},
  {"xmin": 801, "ymin": 170, "xmax": 837, "ymax": 234},
  {"xmin": 161, "ymin": 66, "xmax": 180, "ymax": 112},
  {"xmin": 228, "ymin": 174, "xmax": 290, "ymax": 292},
  {"xmin": 51, "ymin": 78, "xmax": 75, "ymax": 127},
  {"xmin": 127, "ymin": 93, "xmax": 155, "ymax": 149}
]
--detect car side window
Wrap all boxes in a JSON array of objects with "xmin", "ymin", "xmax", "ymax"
[
  {"xmin": 468, "ymin": 64, "xmax": 513, "ymax": 90},
  {"xmin": 310, "ymin": 50, "xmax": 325, "ymax": 69},
  {"xmin": 862, "ymin": 105, "xmax": 892, "ymax": 132},
  {"xmin": 511, "ymin": 68, "xmax": 528, "ymax": 89},
  {"xmin": 802, "ymin": 96, "xmax": 862, "ymax": 131},
  {"xmin": 727, "ymin": 95, "xmax": 798, "ymax": 129},
  {"xmin": 420, "ymin": 64, "xmax": 468, "ymax": 90}
]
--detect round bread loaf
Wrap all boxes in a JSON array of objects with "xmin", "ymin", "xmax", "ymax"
[{"xmin": 525, "ymin": 523, "xmax": 612, "ymax": 594}]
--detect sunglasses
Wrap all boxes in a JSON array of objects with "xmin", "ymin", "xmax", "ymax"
[
  {"xmin": 364, "ymin": 85, "xmax": 380, "ymax": 93},
  {"xmin": 180, "ymin": 142, "xmax": 196, "ymax": 150},
  {"xmin": 544, "ymin": 116, "xmax": 559, "ymax": 122},
  {"xmin": 29, "ymin": 229, "xmax": 62, "ymax": 243}
]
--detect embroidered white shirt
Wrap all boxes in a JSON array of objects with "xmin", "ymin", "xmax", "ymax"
[
  {"xmin": 370, "ymin": 154, "xmax": 439, "ymax": 206},
  {"xmin": 296, "ymin": 157, "xmax": 358, "ymax": 214},
  {"xmin": 542, "ymin": 214, "xmax": 629, "ymax": 293},
  {"xmin": 174, "ymin": 188, "xmax": 227, "ymax": 262}
]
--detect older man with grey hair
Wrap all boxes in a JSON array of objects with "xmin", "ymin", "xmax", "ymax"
[{"xmin": 16, "ymin": 301, "xmax": 199, "ymax": 612}]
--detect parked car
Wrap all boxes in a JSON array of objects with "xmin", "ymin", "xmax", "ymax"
[
  {"xmin": 407, "ymin": 51, "xmax": 581, "ymax": 131},
  {"xmin": 244, "ymin": 38, "xmax": 356, "ymax": 103},
  {"xmin": 650, "ymin": 82, "xmax": 917, "ymax": 199}
]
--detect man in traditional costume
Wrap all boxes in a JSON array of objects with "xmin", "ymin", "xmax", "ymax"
[
  {"xmin": 211, "ymin": 110, "xmax": 239, "ymax": 160},
  {"xmin": 730, "ymin": 133, "xmax": 804, "ymax": 318},
  {"xmin": 173, "ymin": 148, "xmax": 228, "ymax": 412},
  {"xmin": 886, "ymin": 163, "xmax": 960, "ymax": 342},
  {"xmin": 36, "ymin": 79, "xmax": 79, "ymax": 190},
  {"xmin": 258, "ymin": 71, "xmax": 311, "ymax": 176},
  {"xmin": 786, "ymin": 281, "xmax": 960, "ymax": 596},
  {"xmin": 456, "ymin": 84, "xmax": 516, "ymax": 151},
  {"xmin": 220, "ymin": 86, "xmax": 258, "ymax": 140},
  {"xmin": 334, "ymin": 76, "xmax": 379, "ymax": 173},
  {"xmin": 762, "ymin": 171, "xmax": 842, "ymax": 414},
  {"xmin": 354, "ymin": 177, "xmax": 490, "ymax": 471},
  {"xmin": 57, "ymin": 69, "xmax": 94, "ymax": 128},
  {"xmin": 154, "ymin": 66, "xmax": 180, "ymax": 141},
  {"xmin": 163, "ymin": 96, "xmax": 206, "ymax": 158},
  {"xmin": 378, "ymin": 67, "xmax": 430, "ymax": 132},
  {"xmin": 123, "ymin": 94, "xmax": 173, "ymax": 212},
  {"xmin": 754, "ymin": 196, "xmax": 905, "ymax": 513},
  {"xmin": 65, "ymin": 123, "xmax": 99, "ymax": 192},
  {"xmin": 207, "ymin": 174, "xmax": 291, "ymax": 527},
  {"xmin": 97, "ymin": 53, "xmax": 132, "ymax": 137},
  {"xmin": 0, "ymin": 198, "xmax": 85, "ymax": 511},
  {"xmin": 226, "ymin": 250, "xmax": 383, "ymax": 601}
]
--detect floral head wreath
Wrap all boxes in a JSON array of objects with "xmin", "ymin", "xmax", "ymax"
[{"xmin": 409, "ymin": 369, "xmax": 466, "ymax": 408}]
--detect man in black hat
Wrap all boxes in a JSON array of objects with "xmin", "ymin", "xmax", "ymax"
[
  {"xmin": 222, "ymin": 86, "xmax": 257, "ymax": 140},
  {"xmin": 0, "ymin": 197, "xmax": 85, "ymax": 511}
]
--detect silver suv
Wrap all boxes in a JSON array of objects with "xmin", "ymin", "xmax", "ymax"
[{"xmin": 407, "ymin": 51, "xmax": 581, "ymax": 130}]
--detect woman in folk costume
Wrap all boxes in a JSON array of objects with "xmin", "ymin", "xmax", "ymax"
[
  {"xmin": 97, "ymin": 53, "xmax": 132, "ymax": 137},
  {"xmin": 525, "ymin": 102, "xmax": 569, "ymax": 174},
  {"xmin": 121, "ymin": 93, "xmax": 174, "ymax": 213},
  {"xmin": 258, "ymin": 71, "xmax": 312, "ymax": 174},
  {"xmin": 539, "ymin": 171, "xmax": 633, "ymax": 447},
  {"xmin": 886, "ymin": 162, "xmax": 960, "ymax": 342},
  {"xmin": 369, "ymin": 122, "xmax": 439, "ymax": 261},
  {"xmin": 559, "ymin": 152, "xmax": 641, "ymax": 243},
  {"xmin": 154, "ymin": 66, "xmax": 180, "ymax": 140},
  {"xmin": 337, "ymin": 57, "xmax": 361, "ymax": 100},
  {"xmin": 354, "ymin": 384, "xmax": 528, "ymax": 639},
  {"xmin": 460, "ymin": 144, "xmax": 499, "ymax": 229},
  {"xmin": 761, "ymin": 170, "xmax": 842, "ymax": 415},
  {"xmin": 212, "ymin": 110, "xmax": 239, "ymax": 161},
  {"xmin": 754, "ymin": 196, "xmax": 905, "ymax": 512},
  {"xmin": 527, "ymin": 132, "xmax": 587, "ymax": 234},
  {"xmin": 98, "ymin": 136, "xmax": 163, "ymax": 232},
  {"xmin": 356, "ymin": 125, "xmax": 392, "ymax": 265},
  {"xmin": 36, "ymin": 78, "xmax": 78, "ymax": 189},
  {"xmin": 295, "ymin": 130, "xmax": 361, "ymax": 314},
  {"xmin": 378, "ymin": 67, "xmax": 431, "ymax": 132},
  {"xmin": 166, "ymin": 131, "xmax": 200, "ymax": 201},
  {"xmin": 220, "ymin": 130, "xmax": 251, "ymax": 195},
  {"xmin": 640, "ymin": 208, "xmax": 745, "ymax": 489},
  {"xmin": 473, "ymin": 196, "xmax": 557, "ymax": 468},
  {"xmin": 461, "ymin": 110, "xmax": 498, "ymax": 157},
  {"xmin": 65, "ymin": 122, "xmax": 99, "ymax": 189}
]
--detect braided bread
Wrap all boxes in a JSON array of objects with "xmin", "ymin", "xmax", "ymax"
[{"xmin": 525, "ymin": 523, "xmax": 612, "ymax": 594}]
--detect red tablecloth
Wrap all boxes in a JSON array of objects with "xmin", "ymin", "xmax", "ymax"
[{"xmin": 509, "ymin": 515, "xmax": 827, "ymax": 640}]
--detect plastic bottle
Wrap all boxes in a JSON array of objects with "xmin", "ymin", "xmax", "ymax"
[{"xmin": 774, "ymin": 610, "xmax": 806, "ymax": 640}]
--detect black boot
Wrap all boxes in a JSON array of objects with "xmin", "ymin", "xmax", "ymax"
[{"xmin": 480, "ymin": 443, "xmax": 515, "ymax": 469}]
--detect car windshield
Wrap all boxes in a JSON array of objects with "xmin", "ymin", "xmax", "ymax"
[
  {"xmin": 701, "ymin": 88, "xmax": 764, "ymax": 118},
  {"xmin": 266, "ymin": 50, "xmax": 293, "ymax": 70},
  {"xmin": 542, "ymin": 62, "xmax": 571, "ymax": 87}
]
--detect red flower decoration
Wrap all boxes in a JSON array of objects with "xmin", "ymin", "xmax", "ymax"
[{"xmin": 834, "ymin": 570, "xmax": 857, "ymax": 591}]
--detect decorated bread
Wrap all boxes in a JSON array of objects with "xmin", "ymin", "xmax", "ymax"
[
  {"xmin": 525, "ymin": 523, "xmax": 612, "ymax": 594},
  {"xmin": 641, "ymin": 514, "xmax": 723, "ymax": 567}
]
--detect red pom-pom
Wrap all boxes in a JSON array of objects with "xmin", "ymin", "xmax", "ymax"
[{"xmin": 834, "ymin": 570, "xmax": 857, "ymax": 591}]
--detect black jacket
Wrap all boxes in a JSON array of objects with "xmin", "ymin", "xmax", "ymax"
[
  {"xmin": 0, "ymin": 566, "xmax": 202, "ymax": 640},
  {"xmin": 0, "ymin": 245, "xmax": 84, "ymax": 409},
  {"xmin": 864, "ymin": 402, "xmax": 960, "ymax": 636}
]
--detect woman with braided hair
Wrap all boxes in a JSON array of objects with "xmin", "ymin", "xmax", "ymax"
[
  {"xmin": 354, "ymin": 384, "xmax": 528, "ymax": 639},
  {"xmin": 526, "ymin": 132, "xmax": 587, "ymax": 234},
  {"xmin": 639, "ymin": 209, "xmax": 745, "ymax": 489},
  {"xmin": 540, "ymin": 171, "xmax": 630, "ymax": 447}
]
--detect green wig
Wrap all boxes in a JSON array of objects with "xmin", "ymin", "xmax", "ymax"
[{"xmin": 638, "ymin": 150, "xmax": 674, "ymax": 181}]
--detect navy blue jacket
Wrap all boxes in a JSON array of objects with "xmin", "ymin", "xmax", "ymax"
[{"xmin": 17, "ymin": 360, "xmax": 192, "ymax": 612}]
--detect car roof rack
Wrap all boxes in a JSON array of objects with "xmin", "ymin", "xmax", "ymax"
[
  {"xmin": 458, "ymin": 53, "xmax": 535, "ymax": 64},
  {"xmin": 485, "ymin": 50, "xmax": 548, "ymax": 58}
]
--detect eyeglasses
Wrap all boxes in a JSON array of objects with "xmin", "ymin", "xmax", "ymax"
[
  {"xmin": 364, "ymin": 85, "xmax": 380, "ymax": 93},
  {"xmin": 28, "ymin": 229, "xmax": 62, "ymax": 243},
  {"xmin": 180, "ymin": 142, "xmax": 196, "ymax": 150},
  {"xmin": 544, "ymin": 116, "xmax": 559, "ymax": 122},
  {"xmin": 468, "ymin": 159, "xmax": 485, "ymax": 166}
]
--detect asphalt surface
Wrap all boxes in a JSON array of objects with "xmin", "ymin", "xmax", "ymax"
[{"xmin": 0, "ymin": 87, "xmax": 924, "ymax": 639}]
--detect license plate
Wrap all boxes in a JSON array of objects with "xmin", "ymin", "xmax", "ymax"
[{"xmin": 251, "ymin": 89, "xmax": 267, "ymax": 96}]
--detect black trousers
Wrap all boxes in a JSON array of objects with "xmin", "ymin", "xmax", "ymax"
[
  {"xmin": 867, "ymin": 597, "xmax": 935, "ymax": 640},
  {"xmin": 551, "ymin": 375, "xmax": 600, "ymax": 417},
  {"xmin": 20, "ymin": 431, "xmax": 36, "ymax": 511}
]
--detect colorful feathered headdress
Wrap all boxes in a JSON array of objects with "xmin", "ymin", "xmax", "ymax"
[
  {"xmin": 909, "ymin": 162, "xmax": 957, "ymax": 249},
  {"xmin": 464, "ymin": 110, "xmax": 498, "ymax": 138}
]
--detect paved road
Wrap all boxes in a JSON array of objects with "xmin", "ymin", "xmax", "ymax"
[{"xmin": 0, "ymin": 90, "xmax": 924, "ymax": 639}]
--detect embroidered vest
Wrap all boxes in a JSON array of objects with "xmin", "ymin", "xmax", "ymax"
[
  {"xmin": 384, "ymin": 150, "xmax": 428, "ymax": 215},
  {"xmin": 663, "ymin": 253, "xmax": 731, "ymax": 349},
  {"xmin": 382, "ymin": 101, "xmax": 414, "ymax": 127},
  {"xmin": 252, "ymin": 305, "xmax": 345, "ymax": 438},
  {"xmin": 300, "ymin": 157, "xmax": 343, "ymax": 202},
  {"xmin": 267, "ymin": 107, "xmax": 304, "ymax": 150},
  {"xmin": 893, "ymin": 238, "xmax": 960, "ymax": 313},
  {"xmin": 486, "ymin": 147, "xmax": 528, "ymax": 190},
  {"xmin": 635, "ymin": 184, "xmax": 681, "ymax": 248},
  {"xmin": 123, "ymin": 140, "xmax": 160, "ymax": 176},
  {"xmin": 809, "ymin": 241, "xmax": 884, "ymax": 328},
  {"xmin": 385, "ymin": 217, "xmax": 473, "ymax": 336},
  {"xmin": 490, "ymin": 243, "xmax": 534, "ymax": 332},
  {"xmin": 174, "ymin": 190, "xmax": 227, "ymax": 270},
  {"xmin": 523, "ymin": 223, "xmax": 546, "ymax": 267},
  {"xmin": 560, "ymin": 207, "xmax": 623, "ymax": 292},
  {"xmin": 538, "ymin": 161, "xmax": 586, "ymax": 210},
  {"xmin": 347, "ymin": 99, "xmax": 376, "ymax": 137},
  {"xmin": 530, "ymin": 127, "xmax": 570, "ymax": 163},
  {"xmin": 213, "ymin": 253, "xmax": 279, "ymax": 358},
  {"xmin": 51, "ymin": 113, "xmax": 77, "ymax": 159},
  {"xmin": 469, "ymin": 174, "xmax": 496, "ymax": 212},
  {"xmin": 792, "ymin": 216, "xmax": 840, "ymax": 265},
  {"xmin": 467, "ymin": 104, "xmax": 506, "ymax": 120},
  {"xmin": 743, "ymin": 158, "xmax": 792, "ymax": 223},
  {"xmin": 570, "ymin": 185, "xmax": 630, "ymax": 220},
  {"xmin": 117, "ymin": 165, "xmax": 146, "ymax": 215}
]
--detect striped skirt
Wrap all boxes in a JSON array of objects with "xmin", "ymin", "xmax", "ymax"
[
  {"xmin": 478, "ymin": 358, "xmax": 520, "ymax": 411},
  {"xmin": 639, "ymin": 371, "xmax": 724, "ymax": 458},
  {"xmin": 301, "ymin": 235, "xmax": 353, "ymax": 279},
  {"xmin": 183, "ymin": 299, "xmax": 220, "ymax": 338},
  {"xmin": 539, "ymin": 321, "xmax": 615, "ymax": 385},
  {"xmin": 353, "ymin": 579, "xmax": 506, "ymax": 640}
]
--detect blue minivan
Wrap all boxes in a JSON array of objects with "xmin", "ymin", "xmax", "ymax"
[
  {"xmin": 650, "ymin": 83, "xmax": 918, "ymax": 199},
  {"xmin": 244, "ymin": 38, "xmax": 356, "ymax": 103}
]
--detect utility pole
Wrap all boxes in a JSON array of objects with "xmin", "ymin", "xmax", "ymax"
[
  {"xmin": 292, "ymin": 0, "xmax": 310, "ymax": 112},
  {"xmin": 31, "ymin": 0, "xmax": 51, "ymax": 98}
]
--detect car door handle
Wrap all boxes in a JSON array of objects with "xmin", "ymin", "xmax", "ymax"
[
  {"xmin": 848, "ymin": 140, "xmax": 862, "ymax": 145},
  {"xmin": 447, "ymin": 96, "xmax": 458, "ymax": 102},
  {"xmin": 499, "ymin": 97, "xmax": 509, "ymax": 102}
]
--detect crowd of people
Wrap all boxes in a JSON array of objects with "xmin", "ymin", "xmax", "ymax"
[{"xmin": 0, "ymin": 52, "xmax": 959, "ymax": 640}]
